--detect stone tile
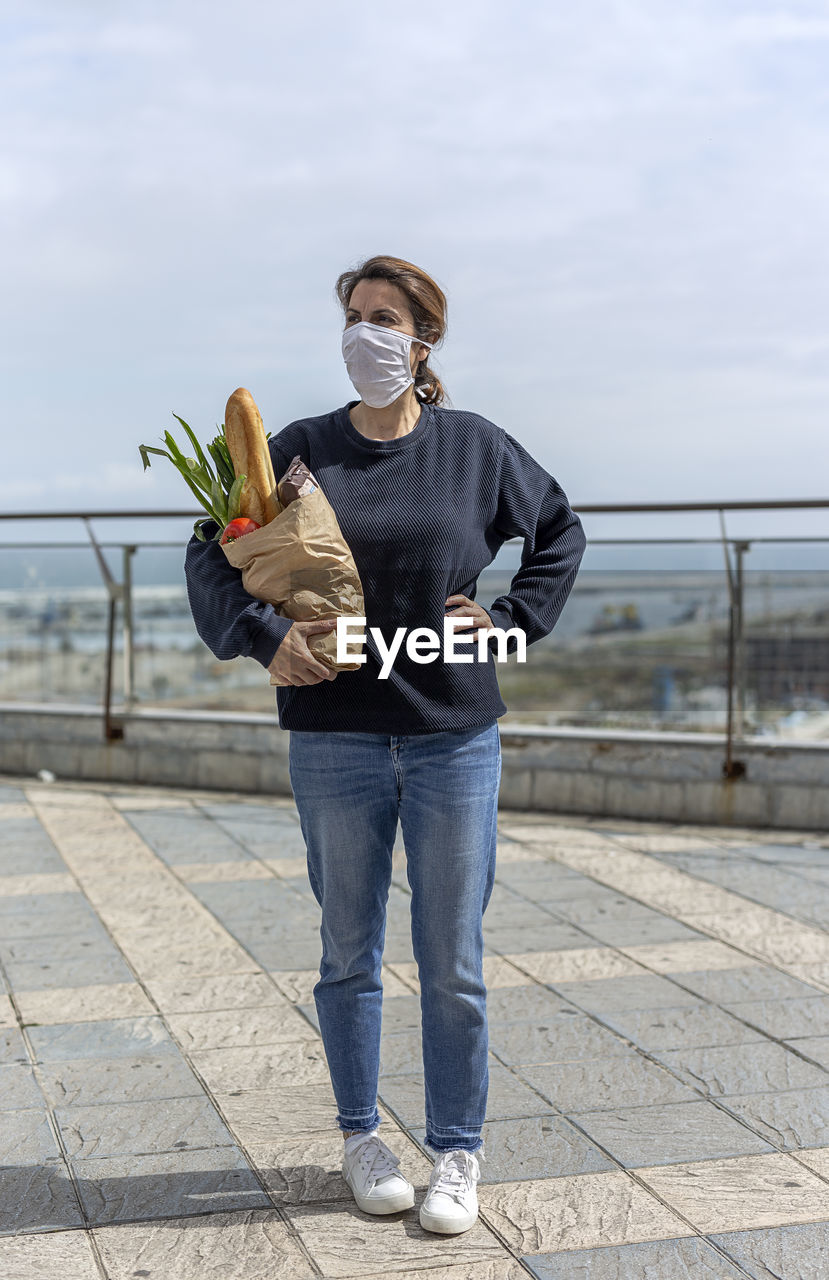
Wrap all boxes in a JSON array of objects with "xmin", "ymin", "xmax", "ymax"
[
  {"xmin": 503, "ymin": 948, "xmax": 647, "ymax": 984},
  {"xmin": 721, "ymin": 1085, "xmax": 829, "ymax": 1149},
  {"xmin": 722, "ymin": 996, "xmax": 829, "ymax": 1040},
  {"xmin": 521, "ymin": 1056, "xmax": 698, "ymax": 1113},
  {"xmin": 72, "ymin": 1147, "xmax": 269, "ymax": 1224},
  {"xmin": 483, "ymin": 985, "xmax": 574, "ymax": 1022},
  {"xmin": 0, "ymin": 1062, "xmax": 44, "ymax": 1110},
  {"xmin": 785, "ymin": 962, "xmax": 829, "ymax": 992},
  {"xmin": 488, "ymin": 1012, "xmax": 632, "ymax": 1067},
  {"xmin": 214, "ymin": 1083, "xmax": 338, "ymax": 1142},
  {"xmin": 38, "ymin": 1053, "xmax": 205, "ymax": 1107},
  {"xmin": 0, "ymin": 1108, "xmax": 63, "ymax": 1165},
  {"xmin": 579, "ymin": 917, "xmax": 705, "ymax": 946},
  {"xmin": 484, "ymin": 892, "xmax": 562, "ymax": 932},
  {"xmin": 794, "ymin": 1144, "xmax": 829, "ymax": 1177},
  {"xmin": 15, "ymin": 982, "xmax": 155, "ymax": 1025},
  {"xmin": 378, "ymin": 960, "xmax": 423, "ymax": 995},
  {"xmin": 114, "ymin": 939, "xmax": 261, "ymax": 982},
  {"xmin": 478, "ymin": 1170, "xmax": 692, "ymax": 1254},
  {"xmin": 666, "ymin": 966, "xmax": 824, "ymax": 1005},
  {"xmin": 92, "ymin": 1208, "xmax": 318, "ymax": 1279},
  {"xmin": 524, "ymin": 1235, "xmax": 747, "ymax": 1278},
  {"xmin": 0, "ymin": 930, "xmax": 128, "ymax": 964},
  {"xmin": 618, "ymin": 939, "xmax": 749, "ymax": 974},
  {"xmin": 282, "ymin": 1198, "xmax": 507, "ymax": 1277},
  {"xmin": 262, "ymin": 855, "xmax": 311, "ymax": 880},
  {"xmin": 551, "ymin": 893, "xmax": 664, "ymax": 923},
  {"xmin": 570, "ymin": 1099, "xmax": 773, "ymax": 1166},
  {"xmin": 413, "ymin": 1115, "xmax": 614, "ymax": 1181},
  {"xmin": 0, "ymin": 890, "xmax": 88, "ymax": 919},
  {"xmin": 55, "ymin": 1095, "xmax": 237, "ymax": 1159},
  {"xmin": 0, "ymin": 994, "xmax": 13, "ymax": 1027},
  {"xmin": 550, "ymin": 974, "xmax": 699, "ymax": 1013},
  {"xmin": 120, "ymin": 811, "xmax": 249, "ymax": 863},
  {"xmin": 378, "ymin": 1030, "xmax": 426, "ymax": 1075},
  {"xmin": 189, "ymin": 1042, "xmax": 330, "ymax": 1092},
  {"xmin": 28, "ymin": 1016, "xmax": 176, "ymax": 1062},
  {"xmin": 176, "ymin": 859, "xmax": 275, "ymax": 882},
  {"xmin": 166, "ymin": 1005, "xmax": 313, "ymax": 1051},
  {"xmin": 709, "ymin": 1221, "xmax": 829, "ymax": 1280},
  {"xmin": 0, "ymin": 904, "xmax": 98, "ymax": 941},
  {"xmin": 654, "ymin": 1042, "xmax": 829, "ymax": 1097},
  {"xmin": 636, "ymin": 1151, "xmax": 829, "ymax": 1233},
  {"xmin": 4, "ymin": 954, "xmax": 136, "ymax": 991},
  {"xmin": 0, "ymin": 872, "xmax": 76, "ymax": 895},
  {"xmin": 269, "ymin": 968, "xmax": 320, "ymax": 1003},
  {"xmin": 353, "ymin": 1265, "xmax": 528, "ymax": 1280},
  {"xmin": 144, "ymin": 971, "xmax": 284, "ymax": 1013},
  {"xmin": 252, "ymin": 1121, "xmax": 433, "ymax": 1210},
  {"xmin": 110, "ymin": 794, "xmax": 194, "ymax": 811},
  {"xmin": 598, "ymin": 1003, "xmax": 768, "ymax": 1051},
  {"xmin": 787, "ymin": 1035, "xmax": 829, "ymax": 1070},
  {"xmin": 0, "ymin": 1225, "xmax": 97, "ymax": 1273},
  {"xmin": 381, "ymin": 1065, "xmax": 548, "ymax": 1127},
  {"xmin": 687, "ymin": 913, "xmax": 829, "ymax": 966},
  {"xmin": 485, "ymin": 923, "xmax": 596, "ymax": 953}
]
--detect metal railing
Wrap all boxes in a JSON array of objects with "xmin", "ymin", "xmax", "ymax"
[{"xmin": 1, "ymin": 500, "xmax": 827, "ymax": 778}]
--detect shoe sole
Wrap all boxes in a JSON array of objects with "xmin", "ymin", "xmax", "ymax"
[
  {"xmin": 343, "ymin": 1173, "xmax": 415, "ymax": 1215},
  {"xmin": 419, "ymin": 1204, "xmax": 478, "ymax": 1234}
]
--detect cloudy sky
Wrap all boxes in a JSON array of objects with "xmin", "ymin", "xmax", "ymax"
[{"xmin": 3, "ymin": 0, "xmax": 828, "ymax": 558}]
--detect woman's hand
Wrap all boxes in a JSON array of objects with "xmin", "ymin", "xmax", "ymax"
[
  {"xmin": 267, "ymin": 619, "xmax": 340, "ymax": 686},
  {"xmin": 444, "ymin": 594, "xmax": 495, "ymax": 643}
]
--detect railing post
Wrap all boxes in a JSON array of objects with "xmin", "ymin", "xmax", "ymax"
[
  {"xmin": 720, "ymin": 519, "xmax": 746, "ymax": 780},
  {"xmin": 83, "ymin": 519, "xmax": 124, "ymax": 742},
  {"xmin": 122, "ymin": 545, "xmax": 137, "ymax": 709},
  {"xmin": 734, "ymin": 541, "xmax": 750, "ymax": 739}
]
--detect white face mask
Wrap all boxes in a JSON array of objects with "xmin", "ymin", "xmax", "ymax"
[{"xmin": 341, "ymin": 320, "xmax": 432, "ymax": 409}]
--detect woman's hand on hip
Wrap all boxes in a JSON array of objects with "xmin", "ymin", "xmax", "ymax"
[{"xmin": 444, "ymin": 594, "xmax": 495, "ymax": 643}]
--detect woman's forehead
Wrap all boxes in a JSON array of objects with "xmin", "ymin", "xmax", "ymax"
[{"xmin": 348, "ymin": 278, "xmax": 411, "ymax": 313}]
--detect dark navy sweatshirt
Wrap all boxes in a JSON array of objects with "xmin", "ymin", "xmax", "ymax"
[{"xmin": 183, "ymin": 400, "xmax": 587, "ymax": 734}]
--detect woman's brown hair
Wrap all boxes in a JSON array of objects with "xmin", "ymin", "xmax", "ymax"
[{"xmin": 334, "ymin": 255, "xmax": 448, "ymax": 406}]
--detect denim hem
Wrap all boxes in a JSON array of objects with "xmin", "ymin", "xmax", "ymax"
[
  {"xmin": 425, "ymin": 1135, "xmax": 484, "ymax": 1155},
  {"xmin": 337, "ymin": 1110, "xmax": 381, "ymax": 1133}
]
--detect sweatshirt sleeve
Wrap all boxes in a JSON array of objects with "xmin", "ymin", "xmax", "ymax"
[
  {"xmin": 485, "ymin": 430, "xmax": 587, "ymax": 654},
  {"xmin": 182, "ymin": 439, "xmax": 293, "ymax": 669}
]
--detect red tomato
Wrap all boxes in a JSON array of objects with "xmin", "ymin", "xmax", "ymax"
[{"xmin": 220, "ymin": 517, "xmax": 261, "ymax": 544}]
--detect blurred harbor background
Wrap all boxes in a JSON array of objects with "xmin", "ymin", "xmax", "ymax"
[{"xmin": 3, "ymin": 517, "xmax": 826, "ymax": 740}]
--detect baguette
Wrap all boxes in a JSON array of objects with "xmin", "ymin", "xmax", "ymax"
[{"xmin": 223, "ymin": 388, "xmax": 281, "ymax": 525}]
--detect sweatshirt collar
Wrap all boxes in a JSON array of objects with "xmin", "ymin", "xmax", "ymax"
[{"xmin": 337, "ymin": 400, "xmax": 435, "ymax": 453}]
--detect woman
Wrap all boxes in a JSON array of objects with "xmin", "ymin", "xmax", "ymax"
[{"xmin": 184, "ymin": 255, "xmax": 587, "ymax": 1234}]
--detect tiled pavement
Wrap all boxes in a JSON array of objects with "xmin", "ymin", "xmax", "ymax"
[{"xmin": 1, "ymin": 775, "xmax": 829, "ymax": 1279}]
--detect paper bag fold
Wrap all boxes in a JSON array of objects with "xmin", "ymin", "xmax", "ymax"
[{"xmin": 221, "ymin": 486, "xmax": 366, "ymax": 686}]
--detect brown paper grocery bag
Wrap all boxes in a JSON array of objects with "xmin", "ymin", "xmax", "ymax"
[{"xmin": 221, "ymin": 485, "xmax": 366, "ymax": 686}]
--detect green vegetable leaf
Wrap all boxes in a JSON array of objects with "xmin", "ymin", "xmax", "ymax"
[
  {"xmin": 173, "ymin": 413, "xmax": 212, "ymax": 475},
  {"xmin": 227, "ymin": 473, "xmax": 246, "ymax": 522},
  {"xmin": 210, "ymin": 478, "xmax": 228, "ymax": 528},
  {"xmin": 139, "ymin": 444, "xmax": 172, "ymax": 471}
]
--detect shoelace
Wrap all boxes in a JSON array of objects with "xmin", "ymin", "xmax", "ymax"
[
  {"xmin": 351, "ymin": 1134, "xmax": 402, "ymax": 1186},
  {"xmin": 428, "ymin": 1150, "xmax": 480, "ymax": 1202}
]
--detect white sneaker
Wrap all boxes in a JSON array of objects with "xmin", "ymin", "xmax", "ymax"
[
  {"xmin": 419, "ymin": 1147, "xmax": 482, "ymax": 1234},
  {"xmin": 341, "ymin": 1128, "xmax": 415, "ymax": 1214}
]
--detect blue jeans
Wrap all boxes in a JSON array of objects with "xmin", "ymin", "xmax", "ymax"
[{"xmin": 288, "ymin": 721, "xmax": 501, "ymax": 1154}]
